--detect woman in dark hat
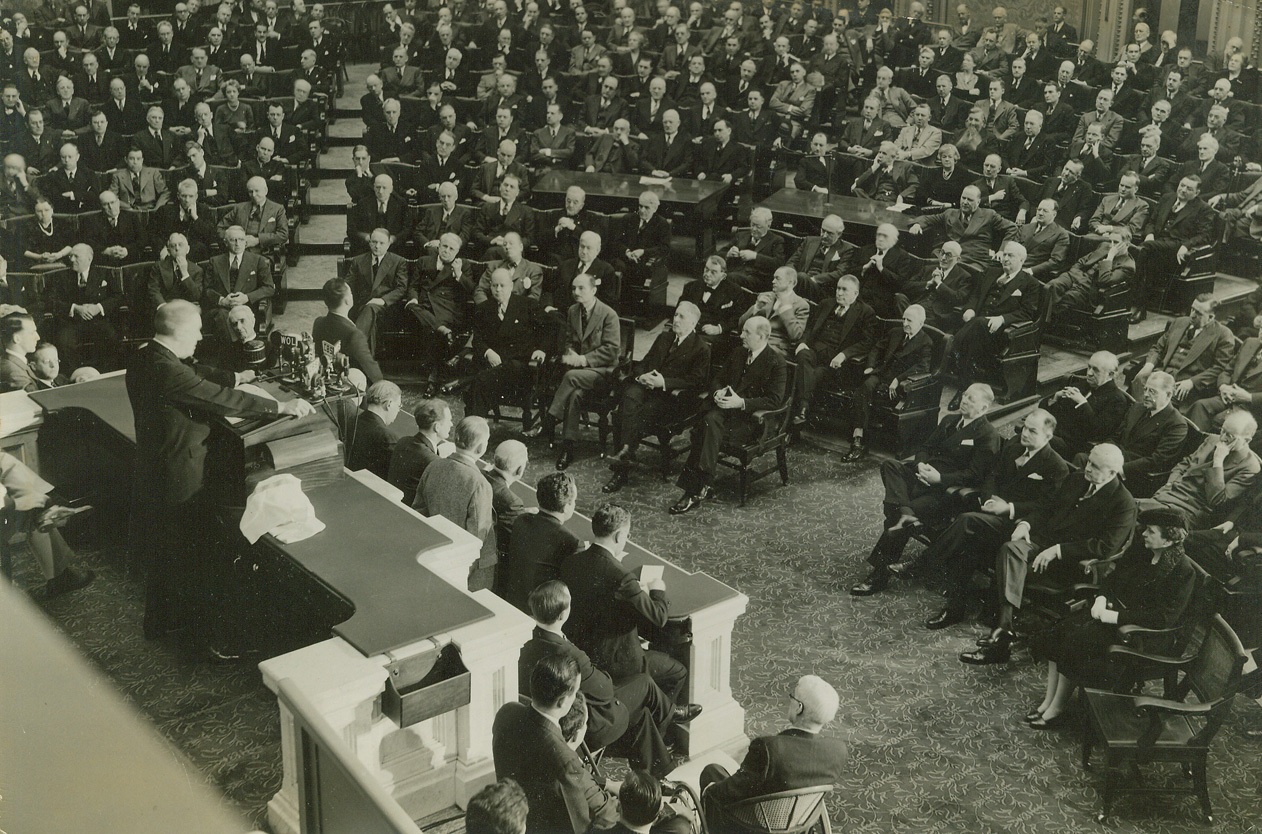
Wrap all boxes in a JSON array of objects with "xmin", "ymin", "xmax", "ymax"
[{"xmin": 1024, "ymin": 506, "xmax": 1197, "ymax": 729}]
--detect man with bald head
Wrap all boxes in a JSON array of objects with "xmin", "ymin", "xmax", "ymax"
[
  {"xmin": 206, "ymin": 224, "xmax": 275, "ymax": 338},
  {"xmin": 701, "ymin": 674, "xmax": 847, "ymax": 831},
  {"xmin": 348, "ymin": 173, "xmax": 408, "ymax": 252},
  {"xmin": 43, "ymin": 142, "xmax": 97, "ymax": 214},
  {"xmin": 725, "ymin": 207, "xmax": 785, "ymax": 291},
  {"xmin": 218, "ymin": 175, "xmax": 289, "ymax": 256},
  {"xmin": 956, "ymin": 440, "xmax": 1135, "ymax": 663},
  {"xmin": 413, "ymin": 180, "xmax": 471, "ymax": 250},
  {"xmin": 127, "ymin": 300, "xmax": 314, "ymax": 649},
  {"xmin": 788, "ymin": 214, "xmax": 859, "ymax": 301},
  {"xmin": 471, "ymin": 138, "xmax": 530, "ymax": 204},
  {"xmin": 1138, "ymin": 411, "xmax": 1261, "ymax": 528},
  {"xmin": 604, "ymin": 300, "xmax": 711, "ymax": 493}
]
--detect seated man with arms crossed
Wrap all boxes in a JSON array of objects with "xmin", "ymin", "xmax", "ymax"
[{"xmin": 701, "ymin": 674, "xmax": 848, "ymax": 832}]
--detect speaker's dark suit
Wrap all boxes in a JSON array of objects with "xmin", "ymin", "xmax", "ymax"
[
  {"xmin": 638, "ymin": 132, "xmax": 693, "ymax": 177},
  {"xmin": 679, "ymin": 344, "xmax": 787, "ymax": 493},
  {"xmin": 617, "ymin": 329, "xmax": 712, "ymax": 451},
  {"xmin": 345, "ymin": 251, "xmax": 408, "ymax": 355},
  {"xmin": 125, "ymin": 339, "xmax": 280, "ymax": 636},
  {"xmin": 869, "ymin": 412, "xmax": 1002, "ymax": 567},
  {"xmin": 312, "ymin": 312, "xmax": 384, "ymax": 385}
]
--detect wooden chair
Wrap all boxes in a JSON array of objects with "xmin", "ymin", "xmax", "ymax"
[
  {"xmin": 1080, "ymin": 614, "xmax": 1249, "ymax": 824},
  {"xmin": 715, "ymin": 360, "xmax": 799, "ymax": 505},
  {"xmin": 724, "ymin": 784, "xmax": 834, "ymax": 834}
]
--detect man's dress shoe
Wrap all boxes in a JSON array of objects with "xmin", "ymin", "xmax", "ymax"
[
  {"xmin": 842, "ymin": 440, "xmax": 868, "ymax": 462},
  {"xmin": 669, "ymin": 487, "xmax": 710, "ymax": 515},
  {"xmin": 555, "ymin": 448, "xmax": 573, "ymax": 470},
  {"xmin": 959, "ymin": 633, "xmax": 1013, "ymax": 664},
  {"xmin": 926, "ymin": 606, "xmax": 967, "ymax": 630},
  {"xmin": 850, "ymin": 570, "xmax": 890, "ymax": 596},
  {"xmin": 44, "ymin": 565, "xmax": 95, "ymax": 598},
  {"xmin": 671, "ymin": 703, "xmax": 703, "ymax": 722},
  {"xmin": 601, "ymin": 472, "xmax": 628, "ymax": 493}
]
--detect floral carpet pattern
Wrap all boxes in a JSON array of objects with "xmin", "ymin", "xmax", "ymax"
[{"xmin": 13, "ymin": 386, "xmax": 1262, "ymax": 833}]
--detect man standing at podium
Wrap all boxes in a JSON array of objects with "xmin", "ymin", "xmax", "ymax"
[{"xmin": 127, "ymin": 300, "xmax": 314, "ymax": 658}]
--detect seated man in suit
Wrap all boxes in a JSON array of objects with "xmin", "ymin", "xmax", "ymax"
[
  {"xmin": 638, "ymin": 109, "xmax": 692, "ymax": 179},
  {"xmin": 1131, "ymin": 293, "xmax": 1235, "ymax": 404},
  {"xmin": 81, "ymin": 189, "xmax": 142, "ymax": 267},
  {"xmin": 1117, "ymin": 133, "xmax": 1175, "ymax": 202},
  {"xmin": 912, "ymin": 409, "xmax": 1072, "ymax": 628},
  {"xmin": 492, "ymin": 655, "xmax": 620, "ymax": 834},
  {"xmin": 347, "ymin": 173, "xmax": 409, "ymax": 253},
  {"xmin": 203, "ymin": 225, "xmax": 275, "ymax": 341},
  {"xmin": 795, "ymin": 131, "xmax": 838, "ymax": 195},
  {"xmin": 500, "ymin": 472, "xmax": 580, "ymax": 613},
  {"xmin": 604, "ymin": 301, "xmax": 712, "ymax": 493},
  {"xmin": 1100, "ymin": 371, "xmax": 1189, "ymax": 499},
  {"xmin": 788, "ymin": 214, "xmax": 860, "ymax": 302},
  {"xmin": 892, "ymin": 103, "xmax": 943, "ymax": 162},
  {"xmin": 405, "ymin": 232, "xmax": 473, "ymax": 394},
  {"xmin": 42, "ymin": 142, "xmax": 97, "ymax": 215},
  {"xmin": 585, "ymin": 118, "xmax": 641, "ymax": 175},
  {"xmin": 520, "ymin": 580, "xmax": 679, "ymax": 778},
  {"xmin": 388, "ymin": 399, "xmax": 453, "ymax": 508},
  {"xmin": 857, "ymin": 223, "xmax": 918, "ymax": 319},
  {"xmin": 559, "ymin": 502, "xmax": 694, "ymax": 709},
  {"xmin": 846, "ymin": 305, "xmax": 935, "ymax": 461},
  {"xmin": 908, "ymin": 186, "xmax": 1018, "ymax": 271},
  {"xmin": 471, "ymin": 138, "xmax": 530, "ymax": 204},
  {"xmin": 530, "ymin": 273, "xmax": 621, "ymax": 469},
  {"xmin": 217, "ymin": 176, "xmax": 289, "ymax": 259},
  {"xmin": 792, "ymin": 271, "xmax": 875, "ymax": 426},
  {"xmin": 725, "ymin": 207, "xmax": 784, "ymax": 292},
  {"xmin": 466, "ymin": 267, "xmax": 550, "ymax": 427},
  {"xmin": 946, "ymin": 241, "xmax": 1041, "ymax": 408},
  {"xmin": 414, "ymin": 182, "xmax": 471, "ymax": 251},
  {"xmin": 344, "ymin": 380, "xmax": 402, "ymax": 479},
  {"xmin": 1138, "ymin": 410, "xmax": 1260, "ymax": 528},
  {"xmin": 959, "ymin": 441, "xmax": 1136, "ymax": 665},
  {"xmin": 26, "ymin": 342, "xmax": 70, "ymax": 391},
  {"xmin": 312, "ymin": 278, "xmax": 385, "ymax": 385},
  {"xmin": 610, "ymin": 192, "xmax": 671, "ymax": 306},
  {"xmin": 345, "ymin": 228, "xmax": 408, "ymax": 357},
  {"xmin": 473, "ymin": 174, "xmax": 533, "ymax": 260},
  {"xmin": 670, "ymin": 316, "xmax": 787, "ymax": 514},
  {"xmin": 111, "ymin": 147, "xmax": 170, "ymax": 210},
  {"xmin": 1, "ymin": 312, "xmax": 41, "ymax": 393},
  {"xmin": 1044, "ymin": 226, "xmax": 1135, "ymax": 322},
  {"xmin": 701, "ymin": 674, "xmax": 848, "ymax": 832},
  {"xmin": 1016, "ymin": 199, "xmax": 1071, "ymax": 279},
  {"xmin": 1087, "ymin": 173, "xmax": 1150, "ymax": 238},
  {"xmin": 416, "ymin": 416, "xmax": 497, "ymax": 588},
  {"xmin": 143, "ymin": 232, "xmax": 205, "ymax": 326},
  {"xmin": 1186, "ymin": 314, "xmax": 1262, "ymax": 432},
  {"xmin": 913, "ymin": 241, "xmax": 975, "ymax": 332},
  {"xmin": 1039, "ymin": 351, "xmax": 1130, "ymax": 459},
  {"xmin": 0, "ymin": 446, "xmax": 96, "ymax": 597},
  {"xmin": 682, "ymin": 256, "xmax": 744, "ymax": 355},
  {"xmin": 51, "ymin": 243, "xmax": 124, "ymax": 371},
  {"xmin": 1132, "ymin": 175, "xmax": 1216, "ymax": 323},
  {"xmin": 851, "ymin": 383, "xmax": 1001, "ymax": 596},
  {"xmin": 740, "ymin": 266, "xmax": 811, "ymax": 356},
  {"xmin": 852, "ymin": 141, "xmax": 920, "ymax": 204}
]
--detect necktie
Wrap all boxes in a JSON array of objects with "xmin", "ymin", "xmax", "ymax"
[
  {"xmin": 1016, "ymin": 450, "xmax": 1033, "ymax": 467},
  {"xmin": 132, "ymin": 173, "xmax": 141, "ymax": 193},
  {"xmin": 373, "ymin": 257, "xmax": 381, "ymax": 273},
  {"xmin": 579, "ymin": 305, "xmax": 588, "ymax": 333},
  {"xmin": 1034, "ymin": 222, "xmax": 1043, "ymax": 235},
  {"xmin": 498, "ymin": 305, "xmax": 506, "ymax": 320},
  {"xmin": 79, "ymin": 272, "xmax": 88, "ymax": 287},
  {"xmin": 229, "ymin": 257, "xmax": 240, "ymax": 288}
]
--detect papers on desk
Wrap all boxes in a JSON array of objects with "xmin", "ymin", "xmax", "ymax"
[
  {"xmin": 639, "ymin": 564, "xmax": 664, "ymax": 586},
  {"xmin": 640, "ymin": 176, "xmax": 671, "ymax": 185},
  {"xmin": 226, "ymin": 383, "xmax": 278, "ymax": 424},
  {"xmin": 884, "ymin": 199, "xmax": 909, "ymax": 213}
]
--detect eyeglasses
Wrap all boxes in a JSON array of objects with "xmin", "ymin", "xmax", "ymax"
[{"xmin": 788, "ymin": 688, "xmax": 803, "ymax": 711}]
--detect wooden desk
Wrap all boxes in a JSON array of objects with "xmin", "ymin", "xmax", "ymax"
[
  {"xmin": 508, "ymin": 480, "xmax": 749, "ymax": 759},
  {"xmin": 757, "ymin": 189, "xmax": 927, "ymax": 254},
  {"xmin": 532, "ymin": 170, "xmax": 729, "ymax": 256}
]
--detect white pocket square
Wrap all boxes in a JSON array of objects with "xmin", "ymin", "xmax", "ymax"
[
  {"xmin": 1011, "ymin": 289, "xmax": 1023, "ymax": 296},
  {"xmin": 266, "ymin": 217, "xmax": 276, "ymax": 223},
  {"xmin": 960, "ymin": 438, "xmax": 974, "ymax": 446},
  {"xmin": 721, "ymin": 301, "xmax": 733, "ymax": 309},
  {"xmin": 1028, "ymin": 472, "xmax": 1043, "ymax": 480}
]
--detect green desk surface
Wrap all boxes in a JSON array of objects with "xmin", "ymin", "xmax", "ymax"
[
  {"xmin": 756, "ymin": 189, "xmax": 914, "ymax": 230},
  {"xmin": 273, "ymin": 478, "xmax": 491, "ymax": 657},
  {"xmin": 508, "ymin": 480, "xmax": 741, "ymax": 617}
]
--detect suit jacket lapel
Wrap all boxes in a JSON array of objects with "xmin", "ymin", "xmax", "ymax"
[{"xmin": 1180, "ymin": 323, "xmax": 1215, "ymax": 369}]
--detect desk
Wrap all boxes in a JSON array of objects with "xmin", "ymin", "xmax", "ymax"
[
  {"xmin": 509, "ymin": 479, "xmax": 749, "ymax": 760},
  {"xmin": 757, "ymin": 189, "xmax": 927, "ymax": 254},
  {"xmin": 532, "ymin": 170, "xmax": 729, "ymax": 256}
]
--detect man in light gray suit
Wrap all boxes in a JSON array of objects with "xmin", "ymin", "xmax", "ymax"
[
  {"xmin": 529, "ymin": 272, "xmax": 620, "ymax": 470},
  {"xmin": 110, "ymin": 147, "xmax": 169, "ymax": 209},
  {"xmin": 415, "ymin": 415, "xmax": 496, "ymax": 590}
]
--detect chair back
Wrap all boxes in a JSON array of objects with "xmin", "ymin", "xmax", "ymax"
[
  {"xmin": 618, "ymin": 316, "xmax": 636, "ymax": 362},
  {"xmin": 726, "ymin": 785, "xmax": 834, "ymax": 834},
  {"xmin": 1179, "ymin": 614, "xmax": 1249, "ymax": 709}
]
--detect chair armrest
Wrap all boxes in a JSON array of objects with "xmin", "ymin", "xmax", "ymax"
[
  {"xmin": 1134, "ymin": 696, "xmax": 1217, "ymax": 717},
  {"xmin": 1104, "ymin": 644, "xmax": 1195, "ymax": 666},
  {"xmin": 945, "ymin": 487, "xmax": 979, "ymax": 499},
  {"xmin": 1117, "ymin": 623, "xmax": 1179, "ymax": 638}
]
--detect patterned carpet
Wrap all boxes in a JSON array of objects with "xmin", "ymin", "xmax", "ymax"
[{"xmin": 14, "ymin": 384, "xmax": 1262, "ymax": 833}]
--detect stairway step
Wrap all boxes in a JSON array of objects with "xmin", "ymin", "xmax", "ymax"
[{"xmin": 298, "ymin": 242, "xmax": 347, "ymax": 255}]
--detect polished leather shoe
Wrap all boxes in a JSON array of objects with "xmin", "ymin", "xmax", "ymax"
[
  {"xmin": 976, "ymin": 627, "xmax": 1015, "ymax": 648},
  {"xmin": 555, "ymin": 448, "xmax": 574, "ymax": 470},
  {"xmin": 887, "ymin": 560, "xmax": 920, "ymax": 579},
  {"xmin": 608, "ymin": 445, "xmax": 632, "ymax": 464},
  {"xmin": 36, "ymin": 504, "xmax": 93, "ymax": 532},
  {"xmin": 669, "ymin": 487, "xmax": 710, "ymax": 515},
  {"xmin": 842, "ymin": 441, "xmax": 868, "ymax": 462},
  {"xmin": 887, "ymin": 513, "xmax": 921, "ymax": 533},
  {"xmin": 601, "ymin": 472, "xmax": 628, "ymax": 493},
  {"xmin": 1128, "ymin": 306, "xmax": 1147, "ymax": 325},
  {"xmin": 947, "ymin": 389, "xmax": 964, "ymax": 411},
  {"xmin": 959, "ymin": 641, "xmax": 1012, "ymax": 664},
  {"xmin": 926, "ymin": 606, "xmax": 967, "ymax": 630},
  {"xmin": 1024, "ymin": 706, "xmax": 1046, "ymax": 723},
  {"xmin": 671, "ymin": 703, "xmax": 703, "ymax": 723},
  {"xmin": 850, "ymin": 570, "xmax": 890, "ymax": 596}
]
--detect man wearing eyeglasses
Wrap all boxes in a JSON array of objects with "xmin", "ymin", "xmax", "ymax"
[
  {"xmin": 700, "ymin": 675, "xmax": 848, "ymax": 831},
  {"xmin": 1137, "ymin": 410, "xmax": 1260, "ymax": 528}
]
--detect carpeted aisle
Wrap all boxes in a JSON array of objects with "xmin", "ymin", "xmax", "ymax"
[{"xmin": 12, "ymin": 382, "xmax": 1262, "ymax": 833}]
